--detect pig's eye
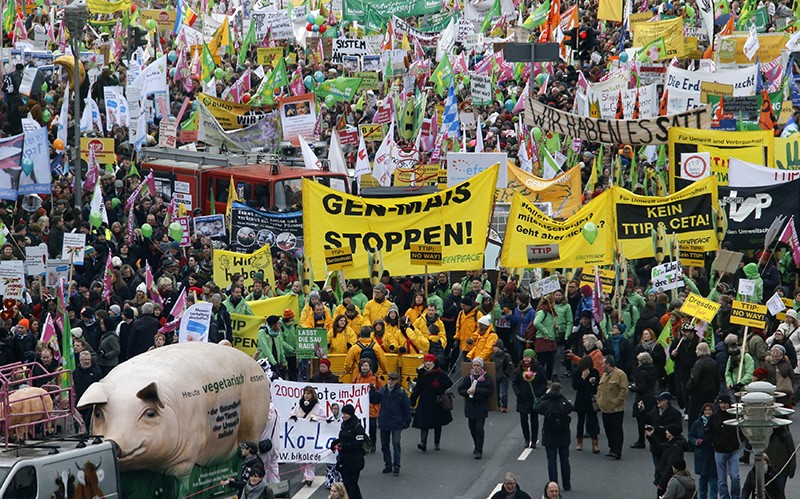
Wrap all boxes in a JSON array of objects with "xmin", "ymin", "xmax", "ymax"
[
  {"xmin": 93, "ymin": 409, "xmax": 103, "ymax": 419},
  {"xmin": 144, "ymin": 409, "xmax": 157, "ymax": 418}
]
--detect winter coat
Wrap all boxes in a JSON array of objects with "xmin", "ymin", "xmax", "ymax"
[
  {"xmin": 491, "ymin": 350, "xmax": 514, "ymax": 382},
  {"xmin": 456, "ymin": 308, "xmax": 482, "ymax": 351},
  {"xmin": 608, "ymin": 334, "xmax": 634, "ymax": 376},
  {"xmin": 127, "ymin": 314, "xmax": 162, "ymax": 358},
  {"xmin": 223, "ymin": 296, "xmax": 253, "ymax": 316},
  {"xmin": 647, "ymin": 405, "xmax": 683, "ymax": 443},
  {"xmin": 514, "ymin": 304, "xmax": 536, "ymax": 343},
  {"xmin": 327, "ymin": 327, "xmax": 357, "ymax": 354},
  {"xmin": 466, "ymin": 327, "xmax": 498, "ymax": 362},
  {"xmin": 241, "ymin": 479, "xmax": 274, "ymax": 499},
  {"xmin": 411, "ymin": 366, "xmax": 453, "ymax": 429},
  {"xmin": 671, "ymin": 334, "xmax": 699, "ymax": 382},
  {"xmin": 596, "ymin": 367, "xmax": 628, "ymax": 414},
  {"xmin": 533, "ymin": 309, "xmax": 556, "ymax": 341},
  {"xmin": 394, "ymin": 324, "xmax": 430, "ymax": 355},
  {"xmin": 686, "ymin": 356, "xmax": 720, "ymax": 402},
  {"xmin": 362, "ymin": 299, "xmax": 392, "ymax": 325},
  {"xmin": 352, "ymin": 371, "xmax": 383, "ymax": 418},
  {"xmin": 688, "ymin": 416, "xmax": 717, "ymax": 478},
  {"xmin": 489, "ymin": 484, "xmax": 532, "ymax": 499},
  {"xmin": 649, "ymin": 435, "xmax": 689, "ymax": 491},
  {"xmin": 97, "ymin": 330, "xmax": 120, "ymax": 368},
  {"xmin": 257, "ymin": 327, "xmax": 291, "ymax": 366},
  {"xmin": 553, "ymin": 303, "xmax": 573, "ymax": 341},
  {"xmin": 512, "ymin": 361, "xmax": 548, "ymax": 413},
  {"xmin": 725, "ymin": 352, "xmax": 754, "ymax": 387},
  {"xmin": 73, "ymin": 363, "xmax": 101, "ymax": 402},
  {"xmin": 345, "ymin": 338, "xmax": 389, "ymax": 374},
  {"xmin": 765, "ymin": 426, "xmax": 796, "ymax": 478},
  {"xmin": 661, "ymin": 470, "xmax": 696, "ymax": 499},
  {"xmin": 635, "ymin": 307, "xmax": 662, "ymax": 344},
  {"xmin": 747, "ymin": 333, "xmax": 769, "ymax": 370},
  {"xmin": 534, "ymin": 391, "xmax": 574, "ymax": 448},
  {"xmin": 571, "ymin": 366, "xmax": 600, "ymax": 414},
  {"xmin": 707, "ymin": 408, "xmax": 740, "ymax": 453},
  {"xmin": 413, "ymin": 314, "xmax": 447, "ymax": 349},
  {"xmin": 370, "ymin": 384, "xmax": 412, "ymax": 431},
  {"xmin": 333, "ymin": 416, "xmax": 368, "ymax": 473},
  {"xmin": 630, "ymin": 362, "xmax": 658, "ymax": 414},
  {"xmin": 458, "ymin": 372, "xmax": 494, "ymax": 419},
  {"xmin": 635, "ymin": 342, "xmax": 667, "ymax": 381}
]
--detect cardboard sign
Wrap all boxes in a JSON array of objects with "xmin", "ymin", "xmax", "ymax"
[
  {"xmin": 680, "ymin": 152, "xmax": 711, "ymax": 181},
  {"xmin": 578, "ymin": 268, "xmax": 615, "ymax": 294},
  {"xmin": 324, "ymin": 248, "xmax": 354, "ymax": 271},
  {"xmin": 409, "ymin": 244, "xmax": 443, "ymax": 265},
  {"xmin": 61, "ymin": 233, "xmax": 86, "ymax": 264},
  {"xmin": 776, "ymin": 297, "xmax": 794, "ymax": 321},
  {"xmin": 680, "ymin": 293, "xmax": 721, "ymax": 323},
  {"xmin": 278, "ymin": 418, "xmax": 339, "ymax": 464},
  {"xmin": 0, "ymin": 261, "xmax": 25, "ymax": 300},
  {"xmin": 354, "ymin": 71, "xmax": 379, "ymax": 90},
  {"xmin": 699, "ymin": 81, "xmax": 734, "ymax": 104},
  {"xmin": 713, "ymin": 249, "xmax": 744, "ymax": 275},
  {"xmin": 256, "ymin": 47, "xmax": 283, "ymax": 66},
  {"xmin": 296, "ymin": 328, "xmax": 328, "ymax": 359},
  {"xmin": 529, "ymin": 274, "xmax": 562, "ymax": 299},
  {"xmin": 80, "ymin": 137, "xmax": 116, "ymax": 164},
  {"xmin": 730, "ymin": 300, "xmax": 767, "ymax": 329},
  {"xmin": 737, "ymin": 278, "xmax": 756, "ymax": 297},
  {"xmin": 24, "ymin": 245, "xmax": 47, "ymax": 276},
  {"xmin": 767, "ymin": 292, "xmax": 788, "ymax": 316},
  {"xmin": 393, "ymin": 164, "xmax": 439, "ymax": 186},
  {"xmin": 651, "ymin": 261, "xmax": 684, "ymax": 292}
]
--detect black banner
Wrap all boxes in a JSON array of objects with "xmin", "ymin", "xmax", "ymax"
[
  {"xmin": 718, "ymin": 179, "xmax": 800, "ymax": 249},
  {"xmin": 615, "ymin": 193, "xmax": 715, "ymax": 240},
  {"xmin": 230, "ymin": 202, "xmax": 304, "ymax": 256}
]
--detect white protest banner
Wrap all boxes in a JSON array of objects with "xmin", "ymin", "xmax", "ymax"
[
  {"xmin": 178, "ymin": 302, "xmax": 213, "ymax": 342},
  {"xmin": 447, "ymin": 152, "xmax": 508, "ymax": 188},
  {"xmin": 470, "ymin": 74, "xmax": 492, "ymax": 106},
  {"xmin": 271, "ymin": 379, "xmax": 370, "ymax": 426},
  {"xmin": 463, "ymin": 0, "xmax": 514, "ymax": 21},
  {"xmin": 0, "ymin": 261, "xmax": 25, "ymax": 299},
  {"xmin": 197, "ymin": 101, "xmax": 279, "ymax": 152},
  {"xmin": 18, "ymin": 67, "xmax": 38, "ymax": 96},
  {"xmin": 62, "ymin": 233, "xmax": 87, "ymax": 265},
  {"xmin": 680, "ymin": 152, "xmax": 711, "ymax": 181},
  {"xmin": 158, "ymin": 118, "xmax": 177, "ymax": 148},
  {"xmin": 586, "ymin": 84, "xmax": 658, "ymax": 119},
  {"xmin": 738, "ymin": 278, "xmax": 756, "ymax": 296},
  {"xmin": 460, "ymin": 111, "xmax": 477, "ymax": 131},
  {"xmin": 332, "ymin": 38, "xmax": 369, "ymax": 64},
  {"xmin": 19, "ymin": 122, "xmax": 52, "ymax": 196},
  {"xmin": 456, "ymin": 17, "xmax": 475, "ymax": 42},
  {"xmin": 728, "ymin": 158, "xmax": 800, "ymax": 187},
  {"xmin": 103, "ymin": 86, "xmax": 129, "ymax": 131},
  {"xmin": 277, "ymin": 418, "xmax": 339, "ymax": 464},
  {"xmin": 651, "ymin": 261, "xmax": 685, "ymax": 292},
  {"xmin": 46, "ymin": 259, "xmax": 70, "ymax": 287},
  {"xmin": 250, "ymin": 10, "xmax": 293, "ymax": 39},
  {"xmin": 767, "ymin": 292, "xmax": 787, "ymax": 316},
  {"xmin": 24, "ymin": 245, "xmax": 47, "ymax": 276},
  {"xmin": 529, "ymin": 274, "xmax": 561, "ymax": 299},
  {"xmin": 130, "ymin": 55, "xmax": 168, "ymax": 98},
  {"xmin": 664, "ymin": 65, "xmax": 758, "ymax": 113}
]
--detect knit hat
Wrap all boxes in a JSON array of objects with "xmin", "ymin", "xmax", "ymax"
[
  {"xmin": 18, "ymin": 318, "xmax": 29, "ymax": 329},
  {"xmin": 665, "ymin": 423, "xmax": 682, "ymax": 436},
  {"xmin": 109, "ymin": 304, "xmax": 121, "ymax": 316},
  {"xmin": 717, "ymin": 394, "xmax": 733, "ymax": 404},
  {"xmin": 502, "ymin": 282, "xmax": 516, "ymax": 294},
  {"xmin": 580, "ymin": 285, "xmax": 592, "ymax": 297},
  {"xmin": 81, "ymin": 307, "xmax": 95, "ymax": 318},
  {"xmin": 266, "ymin": 315, "xmax": 280, "ymax": 326},
  {"xmin": 283, "ymin": 309, "xmax": 295, "ymax": 320},
  {"xmin": 111, "ymin": 256, "xmax": 122, "ymax": 268},
  {"xmin": 579, "ymin": 310, "xmax": 593, "ymax": 319},
  {"xmin": 477, "ymin": 314, "xmax": 491, "ymax": 326},
  {"xmin": 240, "ymin": 441, "xmax": 258, "ymax": 453},
  {"xmin": 656, "ymin": 391, "xmax": 673, "ymax": 401},
  {"xmin": 388, "ymin": 303, "xmax": 399, "ymax": 315},
  {"xmin": 471, "ymin": 357, "xmax": 484, "ymax": 367},
  {"xmin": 374, "ymin": 283, "xmax": 387, "ymax": 294},
  {"xmin": 461, "ymin": 296, "xmax": 475, "ymax": 307},
  {"xmin": 423, "ymin": 354, "xmax": 437, "ymax": 363},
  {"xmin": 772, "ymin": 344, "xmax": 786, "ymax": 355},
  {"xmin": 136, "ymin": 283, "xmax": 147, "ymax": 294},
  {"xmin": 614, "ymin": 323, "xmax": 626, "ymax": 333},
  {"xmin": 787, "ymin": 309, "xmax": 798, "ymax": 320},
  {"xmin": 319, "ymin": 358, "xmax": 331, "ymax": 368},
  {"xmin": 341, "ymin": 404, "xmax": 356, "ymax": 416},
  {"xmin": 71, "ymin": 327, "xmax": 84, "ymax": 338},
  {"xmin": 681, "ymin": 321, "xmax": 695, "ymax": 332},
  {"xmin": 523, "ymin": 348, "xmax": 536, "ymax": 359}
]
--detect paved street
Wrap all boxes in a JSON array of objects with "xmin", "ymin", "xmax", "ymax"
[{"xmin": 283, "ymin": 375, "xmax": 800, "ymax": 498}]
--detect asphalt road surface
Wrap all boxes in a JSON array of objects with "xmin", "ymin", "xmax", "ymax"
[{"xmin": 284, "ymin": 374, "xmax": 800, "ymax": 499}]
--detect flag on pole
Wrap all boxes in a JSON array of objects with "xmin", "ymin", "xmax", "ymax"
[
  {"xmin": 57, "ymin": 279, "xmax": 74, "ymax": 387},
  {"xmin": 779, "ymin": 216, "xmax": 800, "ymax": 265},
  {"xmin": 102, "ymin": 252, "xmax": 114, "ymax": 304}
]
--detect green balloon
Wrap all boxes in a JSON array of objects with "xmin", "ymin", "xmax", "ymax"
[
  {"xmin": 532, "ymin": 127, "xmax": 542, "ymax": 142},
  {"xmin": 35, "ymin": 0, "xmax": 44, "ymax": 5},
  {"xmin": 462, "ymin": 74, "xmax": 470, "ymax": 86},
  {"xmin": 315, "ymin": 15, "xmax": 325, "ymax": 25},
  {"xmin": 111, "ymin": 197, "xmax": 121, "ymax": 208},
  {"xmin": 168, "ymin": 222, "xmax": 184, "ymax": 241},
  {"xmin": 89, "ymin": 211, "xmax": 103, "ymax": 228},
  {"xmin": 214, "ymin": 67, "xmax": 225, "ymax": 80},
  {"xmin": 145, "ymin": 19, "xmax": 158, "ymax": 31},
  {"xmin": 41, "ymin": 82, "xmax": 48, "ymax": 92},
  {"xmin": 685, "ymin": 5, "xmax": 695, "ymax": 16},
  {"xmin": 582, "ymin": 222, "xmax": 598, "ymax": 245},
  {"xmin": 41, "ymin": 110, "xmax": 52, "ymax": 122},
  {"xmin": 141, "ymin": 223, "xmax": 153, "ymax": 238}
]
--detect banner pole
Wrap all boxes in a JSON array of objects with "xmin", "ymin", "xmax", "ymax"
[{"xmin": 424, "ymin": 265, "xmax": 428, "ymax": 303}]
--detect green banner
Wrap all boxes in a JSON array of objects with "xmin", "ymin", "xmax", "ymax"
[
  {"xmin": 297, "ymin": 328, "xmax": 328, "ymax": 359},
  {"xmin": 419, "ymin": 12, "xmax": 456, "ymax": 32},
  {"xmin": 343, "ymin": 0, "xmax": 441, "ymax": 21},
  {"xmin": 315, "ymin": 77, "xmax": 363, "ymax": 102}
]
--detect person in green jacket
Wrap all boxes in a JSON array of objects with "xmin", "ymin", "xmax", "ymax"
[
  {"xmin": 625, "ymin": 279, "xmax": 646, "ymax": 314},
  {"xmin": 723, "ymin": 334, "xmax": 754, "ymax": 391},
  {"xmin": 533, "ymin": 301, "xmax": 557, "ymax": 380},
  {"xmin": 619, "ymin": 298, "xmax": 640, "ymax": 341},
  {"xmin": 347, "ymin": 280, "xmax": 369, "ymax": 313},
  {"xmin": 427, "ymin": 284, "xmax": 444, "ymax": 317},
  {"xmin": 736, "ymin": 263, "xmax": 763, "ymax": 304},
  {"xmin": 245, "ymin": 279, "xmax": 273, "ymax": 301},
  {"xmin": 258, "ymin": 315, "xmax": 293, "ymax": 375},
  {"xmin": 552, "ymin": 290, "xmax": 573, "ymax": 342},
  {"xmin": 224, "ymin": 284, "xmax": 254, "ymax": 315},
  {"xmin": 281, "ymin": 309, "xmax": 299, "ymax": 380}
]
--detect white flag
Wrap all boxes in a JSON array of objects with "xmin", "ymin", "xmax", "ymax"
[
  {"xmin": 90, "ymin": 179, "xmax": 109, "ymax": 225},
  {"xmin": 372, "ymin": 122, "xmax": 395, "ymax": 186},
  {"xmin": 518, "ymin": 137, "xmax": 532, "ymax": 173},
  {"xmin": 56, "ymin": 86, "xmax": 69, "ymax": 146},
  {"xmin": 743, "ymin": 23, "xmax": 760, "ymax": 61},
  {"xmin": 787, "ymin": 29, "xmax": 800, "ymax": 51},
  {"xmin": 475, "ymin": 121, "xmax": 484, "ymax": 153},
  {"xmin": 328, "ymin": 129, "xmax": 348, "ymax": 193},
  {"xmin": 299, "ymin": 134, "xmax": 321, "ymax": 170}
]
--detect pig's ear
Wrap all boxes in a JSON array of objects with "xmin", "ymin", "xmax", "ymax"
[
  {"xmin": 77, "ymin": 383, "xmax": 108, "ymax": 409},
  {"xmin": 136, "ymin": 381, "xmax": 165, "ymax": 409}
]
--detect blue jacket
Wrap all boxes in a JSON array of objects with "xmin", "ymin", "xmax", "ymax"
[
  {"xmin": 513, "ymin": 305, "xmax": 536, "ymax": 341},
  {"xmin": 688, "ymin": 416, "xmax": 717, "ymax": 478},
  {"xmin": 370, "ymin": 384, "xmax": 412, "ymax": 431}
]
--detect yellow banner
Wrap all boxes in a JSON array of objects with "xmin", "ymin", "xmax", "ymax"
[
  {"xmin": 598, "ymin": 0, "xmax": 623, "ymax": 21},
  {"xmin": 578, "ymin": 268, "xmax": 616, "ymax": 294},
  {"xmin": 500, "ymin": 190, "xmax": 615, "ymax": 268},
  {"xmin": 730, "ymin": 300, "xmax": 767, "ymax": 329},
  {"xmin": 717, "ymin": 33, "xmax": 787, "ymax": 66},
  {"xmin": 613, "ymin": 176, "xmax": 719, "ymax": 259},
  {"xmin": 139, "ymin": 9, "xmax": 176, "ymax": 31},
  {"xmin": 212, "ymin": 245, "xmax": 276, "ymax": 293},
  {"xmin": 87, "ymin": 0, "xmax": 132, "ymax": 14},
  {"xmin": 230, "ymin": 313, "xmax": 263, "ymax": 356},
  {"xmin": 632, "ymin": 17, "xmax": 686, "ymax": 58},
  {"xmin": 496, "ymin": 164, "xmax": 583, "ymax": 218},
  {"xmin": 775, "ymin": 137, "xmax": 800, "ymax": 170},
  {"xmin": 303, "ymin": 165, "xmax": 498, "ymax": 278},
  {"xmin": 257, "ymin": 47, "xmax": 283, "ymax": 66},
  {"xmin": 668, "ymin": 127, "xmax": 774, "ymax": 190},
  {"xmin": 197, "ymin": 92, "xmax": 264, "ymax": 130},
  {"xmin": 249, "ymin": 294, "xmax": 299, "ymax": 320},
  {"xmin": 680, "ymin": 293, "xmax": 720, "ymax": 323}
]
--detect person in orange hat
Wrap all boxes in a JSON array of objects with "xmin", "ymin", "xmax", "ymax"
[{"xmin": 281, "ymin": 309, "xmax": 300, "ymax": 380}]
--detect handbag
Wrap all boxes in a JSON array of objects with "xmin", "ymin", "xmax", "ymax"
[
  {"xmin": 523, "ymin": 321, "xmax": 538, "ymax": 342},
  {"xmin": 534, "ymin": 336, "xmax": 557, "ymax": 353},
  {"xmin": 437, "ymin": 392, "xmax": 454, "ymax": 411}
]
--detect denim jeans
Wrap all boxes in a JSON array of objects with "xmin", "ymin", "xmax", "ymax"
[
  {"xmin": 497, "ymin": 378, "xmax": 509, "ymax": 407},
  {"xmin": 715, "ymin": 450, "xmax": 740, "ymax": 499},
  {"xmin": 698, "ymin": 474, "xmax": 718, "ymax": 499},
  {"xmin": 380, "ymin": 429, "xmax": 402, "ymax": 468}
]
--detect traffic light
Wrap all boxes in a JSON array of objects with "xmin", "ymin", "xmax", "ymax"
[
  {"xmin": 128, "ymin": 26, "xmax": 149, "ymax": 60},
  {"xmin": 563, "ymin": 28, "xmax": 579, "ymax": 51},
  {"xmin": 578, "ymin": 28, "xmax": 594, "ymax": 62}
]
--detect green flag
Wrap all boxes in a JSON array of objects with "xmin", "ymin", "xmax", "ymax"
[
  {"xmin": 430, "ymin": 53, "xmax": 454, "ymax": 96},
  {"xmin": 634, "ymin": 37, "xmax": 667, "ymax": 62},
  {"xmin": 238, "ymin": 19, "xmax": 256, "ymax": 65},
  {"xmin": 59, "ymin": 295, "xmax": 75, "ymax": 389},
  {"xmin": 481, "ymin": 0, "xmax": 501, "ymax": 33},
  {"xmin": 315, "ymin": 77, "xmax": 363, "ymax": 103},
  {"xmin": 3, "ymin": 0, "xmax": 14, "ymax": 33},
  {"xmin": 657, "ymin": 321, "xmax": 675, "ymax": 375},
  {"xmin": 269, "ymin": 57, "xmax": 289, "ymax": 90},
  {"xmin": 630, "ymin": 148, "xmax": 639, "ymax": 188},
  {"xmin": 201, "ymin": 42, "xmax": 216, "ymax": 83},
  {"xmin": 209, "ymin": 181, "xmax": 216, "ymax": 215},
  {"xmin": 522, "ymin": 0, "xmax": 550, "ymax": 30}
]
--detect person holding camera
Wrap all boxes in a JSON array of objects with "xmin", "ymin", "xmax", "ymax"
[{"xmin": 723, "ymin": 334, "xmax": 754, "ymax": 394}]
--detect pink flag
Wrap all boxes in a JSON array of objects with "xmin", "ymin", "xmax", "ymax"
[
  {"xmin": 165, "ymin": 198, "xmax": 176, "ymax": 226},
  {"xmin": 102, "ymin": 252, "xmax": 114, "ymax": 304},
  {"xmin": 512, "ymin": 80, "xmax": 529, "ymax": 114},
  {"xmin": 169, "ymin": 287, "xmax": 188, "ymax": 319},
  {"xmin": 592, "ymin": 267, "xmax": 604, "ymax": 324},
  {"xmin": 56, "ymin": 279, "xmax": 66, "ymax": 332},
  {"xmin": 83, "ymin": 144, "xmax": 98, "ymax": 192},
  {"xmin": 779, "ymin": 216, "xmax": 800, "ymax": 265},
  {"xmin": 289, "ymin": 67, "xmax": 304, "ymax": 96},
  {"xmin": 126, "ymin": 207, "xmax": 136, "ymax": 244},
  {"xmin": 58, "ymin": 21, "xmax": 67, "ymax": 53},
  {"xmin": 42, "ymin": 313, "xmax": 61, "ymax": 361},
  {"xmin": 146, "ymin": 262, "xmax": 163, "ymax": 306},
  {"xmin": 144, "ymin": 171, "xmax": 157, "ymax": 199}
]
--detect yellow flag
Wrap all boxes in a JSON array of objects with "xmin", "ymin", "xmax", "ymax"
[
  {"xmin": 207, "ymin": 17, "xmax": 229, "ymax": 64},
  {"xmin": 400, "ymin": 33, "xmax": 411, "ymax": 51},
  {"xmin": 598, "ymin": 0, "xmax": 623, "ymax": 21},
  {"xmin": 225, "ymin": 176, "xmax": 240, "ymax": 229}
]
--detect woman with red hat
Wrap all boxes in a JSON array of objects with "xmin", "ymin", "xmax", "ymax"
[{"xmin": 410, "ymin": 354, "xmax": 453, "ymax": 452}]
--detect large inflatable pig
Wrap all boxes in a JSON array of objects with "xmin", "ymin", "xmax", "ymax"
[{"xmin": 77, "ymin": 342, "xmax": 270, "ymax": 476}]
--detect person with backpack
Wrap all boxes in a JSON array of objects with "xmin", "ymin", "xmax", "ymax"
[
  {"xmin": 369, "ymin": 372, "xmax": 413, "ymax": 476},
  {"xmin": 331, "ymin": 404, "xmax": 368, "ymax": 499},
  {"xmin": 345, "ymin": 326, "xmax": 388, "ymax": 375},
  {"xmin": 535, "ymin": 382, "xmax": 574, "ymax": 492},
  {"xmin": 661, "ymin": 458, "xmax": 697, "ymax": 499}
]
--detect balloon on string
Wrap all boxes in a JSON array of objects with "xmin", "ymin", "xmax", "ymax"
[
  {"xmin": 90, "ymin": 211, "xmax": 103, "ymax": 228},
  {"xmin": 41, "ymin": 82, "xmax": 47, "ymax": 92},
  {"xmin": 145, "ymin": 19, "xmax": 157, "ymax": 31},
  {"xmin": 685, "ymin": 5, "xmax": 695, "ymax": 16},
  {"xmin": 304, "ymin": 75, "xmax": 314, "ymax": 89},
  {"xmin": 21, "ymin": 158, "xmax": 34, "ymax": 176},
  {"xmin": 35, "ymin": 0, "xmax": 44, "ymax": 6},
  {"xmin": 169, "ymin": 67, "xmax": 176, "ymax": 78},
  {"xmin": 504, "ymin": 99, "xmax": 515, "ymax": 111},
  {"xmin": 314, "ymin": 71, "xmax": 325, "ymax": 82},
  {"xmin": 315, "ymin": 15, "xmax": 325, "ymax": 25},
  {"xmin": 168, "ymin": 222, "xmax": 184, "ymax": 242},
  {"xmin": 214, "ymin": 67, "xmax": 224, "ymax": 80},
  {"xmin": 462, "ymin": 74, "xmax": 470, "ymax": 86},
  {"xmin": 320, "ymin": 25, "xmax": 327, "ymax": 34},
  {"xmin": 44, "ymin": 94, "xmax": 53, "ymax": 104},
  {"xmin": 41, "ymin": 109, "xmax": 51, "ymax": 122},
  {"xmin": 312, "ymin": 24, "xmax": 319, "ymax": 32},
  {"xmin": 141, "ymin": 223, "xmax": 153, "ymax": 238},
  {"xmin": 536, "ymin": 73, "xmax": 546, "ymax": 86},
  {"xmin": 111, "ymin": 197, "xmax": 121, "ymax": 208},
  {"xmin": 619, "ymin": 52, "xmax": 628, "ymax": 63},
  {"xmin": 53, "ymin": 139, "xmax": 65, "ymax": 151},
  {"xmin": 168, "ymin": 50, "xmax": 178, "ymax": 62},
  {"xmin": 581, "ymin": 222, "xmax": 598, "ymax": 244},
  {"xmin": 192, "ymin": 100, "xmax": 198, "ymax": 110},
  {"xmin": 306, "ymin": 23, "xmax": 313, "ymax": 31},
  {"xmin": 306, "ymin": 13, "xmax": 316, "ymax": 24},
  {"xmin": 242, "ymin": 93, "xmax": 251, "ymax": 104}
]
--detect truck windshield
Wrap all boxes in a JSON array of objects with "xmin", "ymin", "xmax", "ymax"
[{"xmin": 273, "ymin": 176, "xmax": 344, "ymax": 211}]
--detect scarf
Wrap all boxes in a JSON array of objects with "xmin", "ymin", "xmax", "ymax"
[
  {"xmin": 386, "ymin": 315, "xmax": 398, "ymax": 326},
  {"xmin": 374, "ymin": 295, "xmax": 385, "ymax": 303},
  {"xmin": 300, "ymin": 398, "xmax": 317, "ymax": 418},
  {"xmin": 641, "ymin": 339, "xmax": 655, "ymax": 352},
  {"xmin": 470, "ymin": 370, "xmax": 486, "ymax": 383},
  {"xmin": 611, "ymin": 334, "xmax": 624, "ymax": 361}
]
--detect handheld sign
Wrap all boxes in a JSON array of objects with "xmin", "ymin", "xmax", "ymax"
[
  {"xmin": 324, "ymin": 248, "xmax": 354, "ymax": 271},
  {"xmin": 737, "ymin": 279, "xmax": 756, "ymax": 297},
  {"xmin": 679, "ymin": 245, "xmax": 705, "ymax": 267},
  {"xmin": 651, "ymin": 261, "xmax": 684, "ymax": 292},
  {"xmin": 766, "ymin": 293, "xmax": 787, "ymax": 317},
  {"xmin": 410, "ymin": 244, "xmax": 443, "ymax": 265},
  {"xmin": 680, "ymin": 293, "xmax": 721, "ymax": 323},
  {"xmin": 730, "ymin": 300, "xmax": 767, "ymax": 329},
  {"xmin": 579, "ymin": 268, "xmax": 615, "ymax": 294}
]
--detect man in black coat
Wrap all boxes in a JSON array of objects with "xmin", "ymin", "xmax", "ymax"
[
  {"xmin": 331, "ymin": 404, "xmax": 367, "ymax": 499},
  {"xmin": 77, "ymin": 307, "xmax": 102, "ymax": 353},
  {"xmin": 73, "ymin": 350, "xmax": 101, "ymax": 429},
  {"xmin": 222, "ymin": 441, "xmax": 261, "ymax": 498},
  {"xmin": 670, "ymin": 322, "xmax": 700, "ymax": 411},
  {"xmin": 707, "ymin": 394, "xmax": 741, "ymax": 499},
  {"xmin": 647, "ymin": 392, "xmax": 683, "ymax": 478},
  {"xmin": 535, "ymin": 383, "xmax": 574, "ymax": 491},
  {"xmin": 686, "ymin": 342, "xmax": 720, "ymax": 428},
  {"xmin": 458, "ymin": 357, "xmax": 494, "ymax": 459},
  {"xmin": 647, "ymin": 423, "xmax": 689, "ymax": 497},
  {"xmin": 127, "ymin": 303, "xmax": 161, "ymax": 358}
]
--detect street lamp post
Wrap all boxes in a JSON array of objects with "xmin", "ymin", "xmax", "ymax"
[
  {"xmin": 725, "ymin": 382, "xmax": 793, "ymax": 499},
  {"xmin": 64, "ymin": 0, "xmax": 88, "ymax": 209}
]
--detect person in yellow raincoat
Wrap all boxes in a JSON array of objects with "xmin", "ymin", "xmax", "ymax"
[
  {"xmin": 363, "ymin": 283, "xmax": 393, "ymax": 325},
  {"xmin": 346, "ymin": 327, "xmax": 389, "ymax": 375},
  {"xmin": 413, "ymin": 303, "xmax": 447, "ymax": 358},
  {"xmin": 352, "ymin": 359, "xmax": 383, "ymax": 453},
  {"xmin": 383, "ymin": 305, "xmax": 403, "ymax": 353},
  {"xmin": 328, "ymin": 314, "xmax": 357, "ymax": 354},
  {"xmin": 395, "ymin": 316, "xmax": 430, "ymax": 357},
  {"xmin": 405, "ymin": 292, "xmax": 427, "ymax": 323},
  {"xmin": 455, "ymin": 296, "xmax": 483, "ymax": 364},
  {"xmin": 304, "ymin": 301, "xmax": 333, "ymax": 330},
  {"xmin": 467, "ymin": 314, "xmax": 498, "ymax": 362},
  {"xmin": 343, "ymin": 303, "xmax": 364, "ymax": 335}
]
